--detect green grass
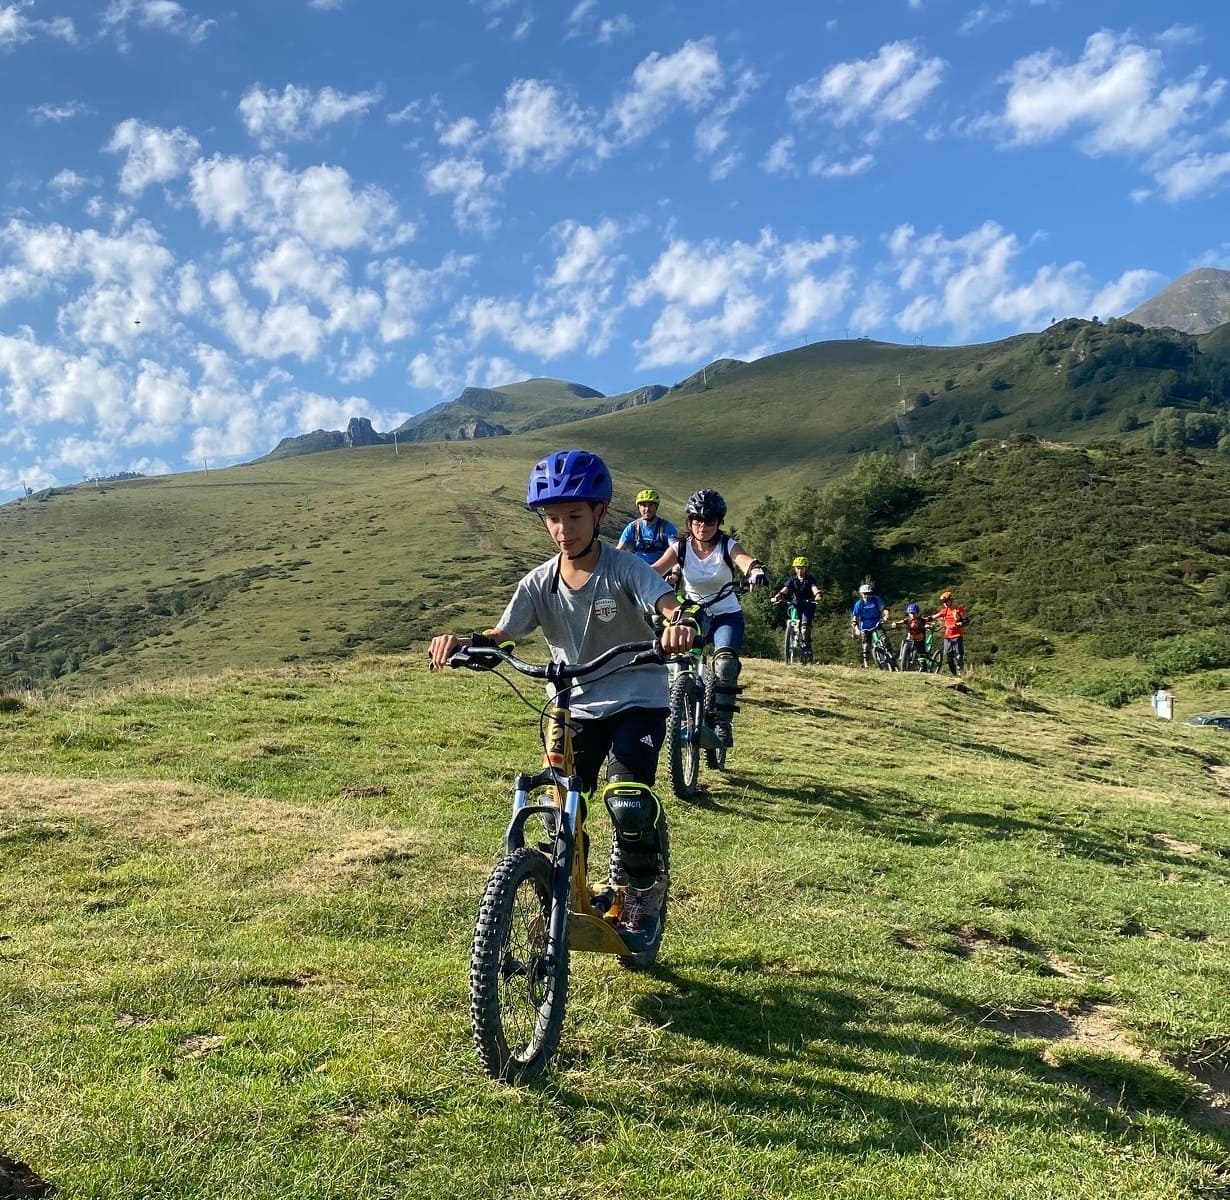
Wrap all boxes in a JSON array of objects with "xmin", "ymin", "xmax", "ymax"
[
  {"xmin": 1, "ymin": 654, "xmax": 1228, "ymax": 1198},
  {"xmin": 5, "ymin": 316, "xmax": 1230, "ymax": 693}
]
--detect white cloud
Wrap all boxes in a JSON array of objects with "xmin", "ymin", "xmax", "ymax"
[
  {"xmin": 408, "ymin": 348, "xmax": 455, "ymax": 392},
  {"xmin": 808, "ymin": 153, "xmax": 876, "ymax": 178},
  {"xmin": 238, "ymin": 83, "xmax": 382, "ymax": 147},
  {"xmin": 958, "ymin": 5, "xmax": 1011, "ymax": 37},
  {"xmin": 29, "ymin": 101, "xmax": 91, "ymax": 122},
  {"xmin": 633, "ymin": 295, "xmax": 763, "ymax": 370},
  {"xmin": 0, "ymin": 330, "xmax": 130, "ymax": 428},
  {"xmin": 994, "ymin": 31, "xmax": 1226, "ymax": 156},
  {"xmin": 491, "ymin": 79, "xmax": 591, "ymax": 169},
  {"xmin": 885, "ymin": 220, "xmax": 1160, "ymax": 334},
  {"xmin": 106, "ymin": 119, "xmax": 201, "ymax": 196},
  {"xmin": 779, "ymin": 267, "xmax": 857, "ymax": 336},
  {"xmin": 423, "ymin": 156, "xmax": 500, "ymax": 233},
  {"xmin": 0, "ymin": 219, "xmax": 175, "ymax": 350},
  {"xmin": 335, "ymin": 344, "xmax": 379, "ymax": 382},
  {"xmin": 308, "ymin": 0, "xmax": 346, "ymax": 9},
  {"xmin": 548, "ymin": 218, "xmax": 622, "ymax": 289},
  {"xmin": 208, "ymin": 268, "xmax": 325, "ymax": 361},
  {"xmin": 0, "ymin": 1, "xmax": 31, "ymax": 47},
  {"xmin": 762, "ymin": 135, "xmax": 796, "ymax": 175},
  {"xmin": 102, "ymin": 0, "xmax": 215, "ymax": 49},
  {"xmin": 440, "ymin": 116, "xmax": 480, "ymax": 149},
  {"xmin": 1154, "ymin": 150, "xmax": 1230, "ymax": 201},
  {"xmin": 695, "ymin": 65, "xmax": 759, "ymax": 160},
  {"xmin": 566, "ymin": 1, "xmax": 632, "ymax": 42},
  {"xmin": 371, "ymin": 252, "xmax": 474, "ymax": 343},
  {"xmin": 789, "ymin": 41, "xmax": 945, "ymax": 128},
  {"xmin": 607, "ymin": 39, "xmax": 725, "ymax": 148},
  {"xmin": 598, "ymin": 15, "xmax": 633, "ymax": 42},
  {"xmin": 48, "ymin": 169, "xmax": 92, "ymax": 198},
  {"xmin": 850, "ymin": 282, "xmax": 893, "ymax": 333},
  {"xmin": 191, "ymin": 155, "xmax": 414, "ymax": 251},
  {"xmin": 465, "ymin": 295, "xmax": 597, "ymax": 359},
  {"xmin": 249, "ymin": 236, "xmax": 381, "ymax": 336}
]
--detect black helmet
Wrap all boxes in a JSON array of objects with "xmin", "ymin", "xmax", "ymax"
[{"xmin": 685, "ymin": 488, "xmax": 727, "ymax": 523}]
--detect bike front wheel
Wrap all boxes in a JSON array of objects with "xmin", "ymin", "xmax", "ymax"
[
  {"xmin": 873, "ymin": 639, "xmax": 896, "ymax": 671},
  {"xmin": 666, "ymin": 670, "xmax": 700, "ymax": 798},
  {"xmin": 470, "ymin": 847, "xmax": 569, "ymax": 1083}
]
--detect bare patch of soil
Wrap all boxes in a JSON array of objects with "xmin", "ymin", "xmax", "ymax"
[
  {"xmin": 979, "ymin": 1002, "xmax": 1230, "ymax": 1128},
  {"xmin": 0, "ymin": 775, "xmax": 325, "ymax": 844},
  {"xmin": 290, "ymin": 829, "xmax": 420, "ymax": 888},
  {"xmin": 1149, "ymin": 832, "xmax": 1203, "ymax": 856},
  {"xmin": 178, "ymin": 1033, "xmax": 224, "ymax": 1058}
]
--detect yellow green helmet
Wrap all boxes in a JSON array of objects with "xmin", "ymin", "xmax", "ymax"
[
  {"xmin": 635, "ymin": 488, "xmax": 660, "ymax": 504},
  {"xmin": 792, "ymin": 556, "xmax": 809, "ymax": 568}
]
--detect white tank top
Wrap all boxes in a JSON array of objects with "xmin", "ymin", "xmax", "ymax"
[{"xmin": 682, "ymin": 537, "xmax": 741, "ymax": 616}]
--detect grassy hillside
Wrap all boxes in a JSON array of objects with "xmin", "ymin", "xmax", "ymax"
[
  {"xmin": 5, "ymin": 319, "xmax": 1230, "ymax": 694},
  {"xmin": 1, "ymin": 654, "xmax": 1227, "ymax": 1198}
]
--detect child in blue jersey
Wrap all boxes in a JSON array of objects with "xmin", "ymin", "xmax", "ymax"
[
  {"xmin": 850, "ymin": 582, "xmax": 891, "ymax": 668},
  {"xmin": 428, "ymin": 451, "xmax": 695, "ymax": 952},
  {"xmin": 616, "ymin": 487, "xmax": 678, "ymax": 568}
]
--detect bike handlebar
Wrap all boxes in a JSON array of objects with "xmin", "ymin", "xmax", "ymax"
[
  {"xmin": 447, "ymin": 639, "xmax": 663, "ymax": 683},
  {"xmin": 689, "ymin": 579, "xmax": 748, "ymax": 610}
]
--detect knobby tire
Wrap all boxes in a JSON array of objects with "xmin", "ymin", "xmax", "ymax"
[
  {"xmin": 470, "ymin": 847, "xmax": 568, "ymax": 1084},
  {"xmin": 666, "ymin": 670, "xmax": 700, "ymax": 798}
]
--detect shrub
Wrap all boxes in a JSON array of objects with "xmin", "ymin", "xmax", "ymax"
[
  {"xmin": 1077, "ymin": 671, "xmax": 1156, "ymax": 707},
  {"xmin": 1149, "ymin": 632, "xmax": 1230, "ymax": 676}
]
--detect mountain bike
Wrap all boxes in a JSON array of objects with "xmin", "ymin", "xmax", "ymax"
[
  {"xmin": 778, "ymin": 600, "xmax": 811, "ymax": 665},
  {"xmin": 664, "ymin": 581, "xmax": 744, "ymax": 799},
  {"xmin": 897, "ymin": 626, "xmax": 939, "ymax": 672},
  {"xmin": 446, "ymin": 638, "xmax": 669, "ymax": 1084},
  {"xmin": 868, "ymin": 623, "xmax": 897, "ymax": 671}
]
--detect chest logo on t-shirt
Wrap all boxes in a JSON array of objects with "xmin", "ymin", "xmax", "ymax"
[{"xmin": 593, "ymin": 596, "xmax": 618, "ymax": 622}]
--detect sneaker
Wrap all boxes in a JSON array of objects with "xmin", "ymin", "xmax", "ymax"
[
  {"xmin": 714, "ymin": 721, "xmax": 733, "ymax": 748},
  {"xmin": 618, "ymin": 882, "xmax": 663, "ymax": 949}
]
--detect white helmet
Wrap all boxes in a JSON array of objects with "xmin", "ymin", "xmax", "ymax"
[{"xmin": 859, "ymin": 583, "xmax": 873, "ymax": 595}]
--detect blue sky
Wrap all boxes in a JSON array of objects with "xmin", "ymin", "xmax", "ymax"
[{"xmin": 2, "ymin": 0, "xmax": 1229, "ymax": 493}]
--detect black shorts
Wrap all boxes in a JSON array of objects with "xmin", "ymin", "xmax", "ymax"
[{"xmin": 571, "ymin": 707, "xmax": 668, "ymax": 793}]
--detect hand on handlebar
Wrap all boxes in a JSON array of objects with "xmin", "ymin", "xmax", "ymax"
[
  {"xmin": 428, "ymin": 633, "xmax": 465, "ymax": 670},
  {"xmin": 658, "ymin": 620, "xmax": 696, "ymax": 657}
]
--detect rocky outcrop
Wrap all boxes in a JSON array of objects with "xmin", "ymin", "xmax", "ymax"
[
  {"xmin": 619, "ymin": 385, "xmax": 668, "ymax": 408},
  {"xmin": 344, "ymin": 417, "xmax": 386, "ymax": 447},
  {"xmin": 454, "ymin": 418, "xmax": 510, "ymax": 439}
]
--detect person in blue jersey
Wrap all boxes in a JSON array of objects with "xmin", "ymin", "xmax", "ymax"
[
  {"xmin": 428, "ymin": 450, "xmax": 696, "ymax": 951},
  {"xmin": 850, "ymin": 581, "xmax": 891, "ymax": 668},
  {"xmin": 616, "ymin": 488, "xmax": 678, "ymax": 569}
]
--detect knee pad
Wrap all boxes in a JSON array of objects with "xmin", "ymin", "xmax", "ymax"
[
  {"xmin": 712, "ymin": 649, "xmax": 742, "ymax": 717},
  {"xmin": 601, "ymin": 779, "xmax": 660, "ymax": 842},
  {"xmin": 713, "ymin": 648, "xmax": 742, "ymax": 686}
]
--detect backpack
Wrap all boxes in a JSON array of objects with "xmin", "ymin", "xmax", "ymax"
[
  {"xmin": 633, "ymin": 517, "xmax": 670, "ymax": 555},
  {"xmin": 674, "ymin": 532, "xmax": 734, "ymax": 573}
]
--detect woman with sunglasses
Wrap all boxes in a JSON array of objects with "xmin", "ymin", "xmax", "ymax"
[{"xmin": 650, "ymin": 488, "xmax": 767, "ymax": 748}]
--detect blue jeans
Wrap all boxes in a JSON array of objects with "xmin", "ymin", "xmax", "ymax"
[{"xmin": 707, "ymin": 611, "xmax": 745, "ymax": 653}]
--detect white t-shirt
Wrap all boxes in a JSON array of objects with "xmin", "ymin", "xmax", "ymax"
[{"xmin": 680, "ymin": 535, "xmax": 741, "ymax": 617}]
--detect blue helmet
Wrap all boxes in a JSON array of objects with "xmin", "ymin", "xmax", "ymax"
[
  {"xmin": 906, "ymin": 602, "xmax": 921, "ymax": 615},
  {"xmin": 526, "ymin": 449, "xmax": 613, "ymax": 508}
]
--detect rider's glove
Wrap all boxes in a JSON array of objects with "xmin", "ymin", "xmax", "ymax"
[
  {"xmin": 670, "ymin": 603, "xmax": 703, "ymax": 635},
  {"xmin": 746, "ymin": 561, "xmax": 768, "ymax": 589}
]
